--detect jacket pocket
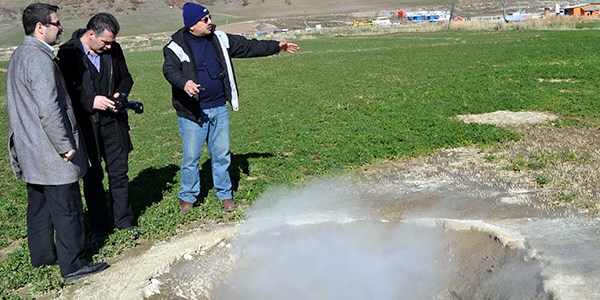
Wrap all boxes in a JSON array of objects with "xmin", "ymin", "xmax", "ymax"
[{"xmin": 7, "ymin": 132, "xmax": 22, "ymax": 179}]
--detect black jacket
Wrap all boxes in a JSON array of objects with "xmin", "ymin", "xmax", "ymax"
[
  {"xmin": 162, "ymin": 28, "xmax": 281, "ymax": 121},
  {"xmin": 58, "ymin": 29, "xmax": 134, "ymax": 158}
]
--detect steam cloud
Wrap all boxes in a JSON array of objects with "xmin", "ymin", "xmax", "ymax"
[{"xmin": 212, "ymin": 178, "xmax": 449, "ymax": 300}]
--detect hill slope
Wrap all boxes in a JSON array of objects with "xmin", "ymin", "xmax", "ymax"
[{"xmin": 0, "ymin": 0, "xmax": 555, "ymax": 47}]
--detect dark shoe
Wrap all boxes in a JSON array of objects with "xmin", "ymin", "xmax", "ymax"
[
  {"xmin": 222, "ymin": 199, "xmax": 236, "ymax": 212},
  {"xmin": 179, "ymin": 199, "xmax": 193, "ymax": 215},
  {"xmin": 63, "ymin": 262, "xmax": 109, "ymax": 281}
]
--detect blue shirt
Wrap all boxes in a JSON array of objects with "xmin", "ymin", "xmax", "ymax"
[
  {"xmin": 185, "ymin": 32, "xmax": 226, "ymax": 109},
  {"xmin": 80, "ymin": 38, "xmax": 100, "ymax": 72}
]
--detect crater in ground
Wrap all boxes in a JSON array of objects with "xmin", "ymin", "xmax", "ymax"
[{"xmin": 53, "ymin": 111, "xmax": 600, "ymax": 300}]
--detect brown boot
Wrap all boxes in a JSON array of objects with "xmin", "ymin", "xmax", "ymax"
[
  {"xmin": 222, "ymin": 199, "xmax": 236, "ymax": 212},
  {"xmin": 179, "ymin": 199, "xmax": 193, "ymax": 215}
]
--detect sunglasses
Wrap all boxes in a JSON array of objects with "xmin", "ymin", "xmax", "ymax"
[
  {"xmin": 47, "ymin": 21, "xmax": 62, "ymax": 27},
  {"xmin": 200, "ymin": 15, "xmax": 211, "ymax": 23}
]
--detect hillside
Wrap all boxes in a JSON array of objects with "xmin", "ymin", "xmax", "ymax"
[{"xmin": 0, "ymin": 0, "xmax": 557, "ymax": 47}]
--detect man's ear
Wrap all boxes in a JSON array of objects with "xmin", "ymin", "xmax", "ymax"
[{"xmin": 32, "ymin": 22, "xmax": 46, "ymax": 38}]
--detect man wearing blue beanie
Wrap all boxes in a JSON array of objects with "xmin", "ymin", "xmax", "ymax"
[{"xmin": 163, "ymin": 2, "xmax": 299, "ymax": 214}]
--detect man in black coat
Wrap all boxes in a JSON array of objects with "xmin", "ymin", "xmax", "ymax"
[{"xmin": 58, "ymin": 12, "xmax": 136, "ymax": 243}]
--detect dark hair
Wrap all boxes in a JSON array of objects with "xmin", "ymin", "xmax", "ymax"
[
  {"xmin": 22, "ymin": 3, "xmax": 59, "ymax": 36},
  {"xmin": 86, "ymin": 12, "xmax": 120, "ymax": 36}
]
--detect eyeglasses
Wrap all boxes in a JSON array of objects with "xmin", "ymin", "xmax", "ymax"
[
  {"xmin": 200, "ymin": 15, "xmax": 211, "ymax": 23},
  {"xmin": 47, "ymin": 21, "xmax": 62, "ymax": 28}
]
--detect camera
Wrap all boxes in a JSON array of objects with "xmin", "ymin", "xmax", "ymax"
[{"xmin": 110, "ymin": 93, "xmax": 144, "ymax": 114}]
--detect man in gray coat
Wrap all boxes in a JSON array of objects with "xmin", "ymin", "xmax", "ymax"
[{"xmin": 6, "ymin": 3, "xmax": 108, "ymax": 281}]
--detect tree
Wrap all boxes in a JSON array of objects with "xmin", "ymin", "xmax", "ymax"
[
  {"xmin": 447, "ymin": 3, "xmax": 455, "ymax": 30},
  {"xmin": 495, "ymin": 0, "xmax": 510, "ymax": 23}
]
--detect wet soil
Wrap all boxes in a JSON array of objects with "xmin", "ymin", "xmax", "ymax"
[{"xmin": 148, "ymin": 220, "xmax": 549, "ymax": 300}]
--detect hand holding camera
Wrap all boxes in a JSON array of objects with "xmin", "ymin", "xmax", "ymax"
[
  {"xmin": 109, "ymin": 92, "xmax": 144, "ymax": 114},
  {"xmin": 93, "ymin": 95, "xmax": 117, "ymax": 112}
]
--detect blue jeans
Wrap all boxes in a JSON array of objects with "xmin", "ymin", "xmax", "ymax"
[{"xmin": 177, "ymin": 105, "xmax": 232, "ymax": 204}]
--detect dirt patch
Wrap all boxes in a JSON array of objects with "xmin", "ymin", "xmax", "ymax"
[
  {"xmin": 367, "ymin": 110, "xmax": 600, "ymax": 215},
  {"xmin": 50, "ymin": 223, "xmax": 238, "ymax": 300},
  {"xmin": 217, "ymin": 21, "xmax": 285, "ymax": 35},
  {"xmin": 218, "ymin": 21, "xmax": 260, "ymax": 35},
  {"xmin": 435, "ymin": 227, "xmax": 546, "ymax": 299},
  {"xmin": 456, "ymin": 110, "xmax": 559, "ymax": 126},
  {"xmin": 0, "ymin": 239, "xmax": 23, "ymax": 264},
  {"xmin": 537, "ymin": 78, "xmax": 579, "ymax": 83}
]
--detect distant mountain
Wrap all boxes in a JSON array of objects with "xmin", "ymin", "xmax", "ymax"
[
  {"xmin": 0, "ymin": 0, "xmax": 558, "ymax": 20},
  {"xmin": 0, "ymin": 0, "xmax": 177, "ymax": 20}
]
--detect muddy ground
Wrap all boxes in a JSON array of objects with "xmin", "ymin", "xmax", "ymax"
[{"xmin": 50, "ymin": 110, "xmax": 600, "ymax": 299}]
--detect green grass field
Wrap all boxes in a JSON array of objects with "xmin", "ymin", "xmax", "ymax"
[{"xmin": 1, "ymin": 29, "xmax": 600, "ymax": 297}]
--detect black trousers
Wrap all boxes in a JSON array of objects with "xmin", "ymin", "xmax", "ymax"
[
  {"xmin": 83, "ymin": 121, "xmax": 133, "ymax": 235},
  {"xmin": 27, "ymin": 182, "xmax": 87, "ymax": 276}
]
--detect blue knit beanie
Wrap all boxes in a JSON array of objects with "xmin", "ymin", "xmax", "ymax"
[{"xmin": 183, "ymin": 2, "xmax": 209, "ymax": 28}]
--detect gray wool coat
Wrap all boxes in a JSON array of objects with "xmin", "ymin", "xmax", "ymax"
[{"xmin": 7, "ymin": 36, "xmax": 87, "ymax": 185}]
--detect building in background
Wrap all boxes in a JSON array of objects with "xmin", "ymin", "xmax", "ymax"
[
  {"xmin": 405, "ymin": 10, "xmax": 451, "ymax": 22},
  {"xmin": 561, "ymin": 1, "xmax": 600, "ymax": 16}
]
